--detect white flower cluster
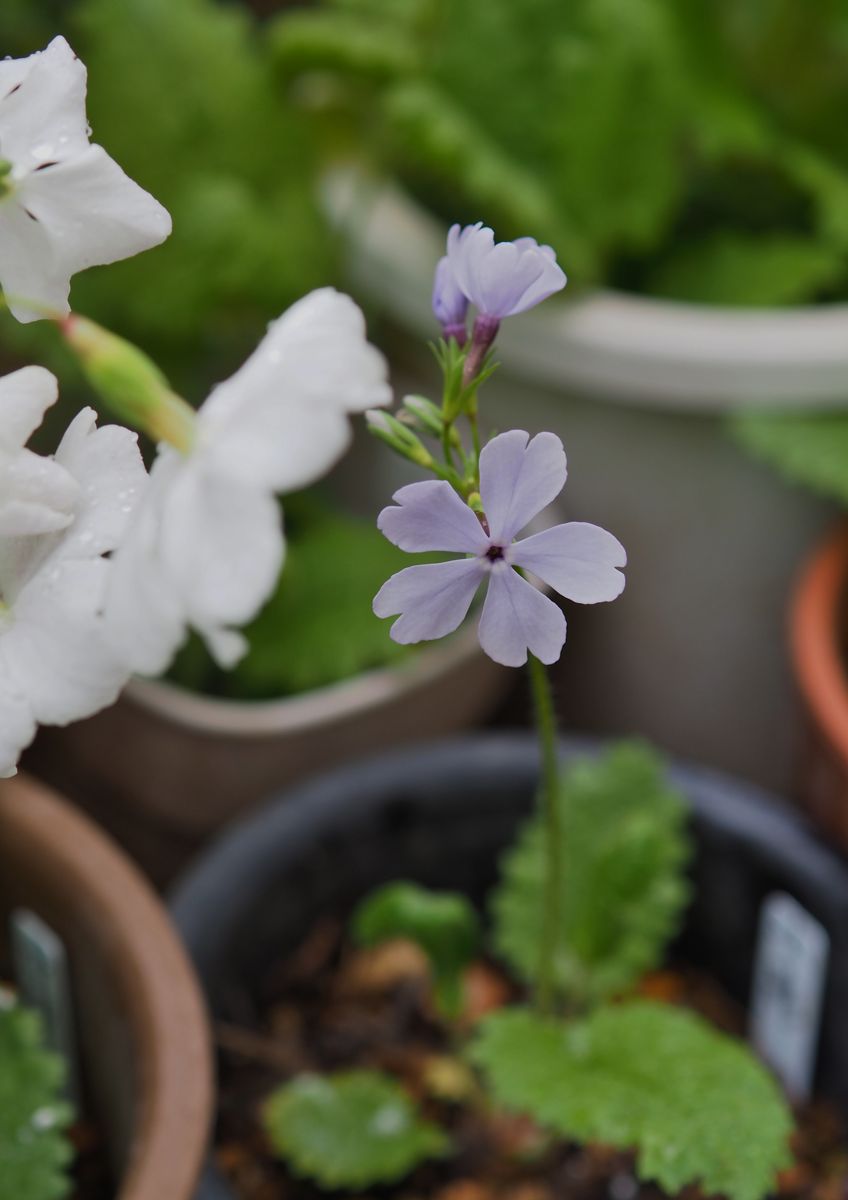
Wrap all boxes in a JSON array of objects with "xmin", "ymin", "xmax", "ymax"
[{"xmin": 0, "ymin": 39, "xmax": 390, "ymax": 776}]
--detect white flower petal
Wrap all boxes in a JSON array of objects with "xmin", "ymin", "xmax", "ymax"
[
  {"xmin": 4, "ymin": 557, "xmax": 128, "ymax": 725},
  {"xmin": 198, "ymin": 288, "xmax": 391, "ymax": 491},
  {"xmin": 373, "ymin": 558, "xmax": 484, "ymax": 644},
  {"xmin": 479, "ymin": 430, "xmax": 567, "ymax": 543},
  {"xmin": 53, "ymin": 407, "xmax": 147, "ymax": 558},
  {"xmin": 512, "ymin": 522, "xmax": 626, "ymax": 604},
  {"xmin": 0, "ymin": 449, "xmax": 77, "ymax": 536},
  {"xmin": 0, "ymin": 37, "xmax": 89, "ymax": 167},
  {"xmin": 0, "ymin": 672, "xmax": 35, "ymax": 778},
  {"xmin": 18, "ymin": 144, "xmax": 171, "ymax": 273},
  {"xmin": 0, "ymin": 364, "xmax": 59, "ymax": 450},
  {"xmin": 477, "ymin": 567, "xmax": 566, "ymax": 667},
  {"xmin": 0, "ymin": 199, "xmax": 72, "ymax": 322}
]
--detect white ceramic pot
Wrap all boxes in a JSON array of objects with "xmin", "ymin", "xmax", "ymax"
[{"xmin": 325, "ymin": 171, "xmax": 846, "ymax": 792}]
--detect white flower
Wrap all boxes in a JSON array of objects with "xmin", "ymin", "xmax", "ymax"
[
  {"xmin": 0, "ymin": 365, "xmax": 78, "ymax": 535},
  {"xmin": 0, "ymin": 36, "xmax": 171, "ymax": 324},
  {"xmin": 0, "ymin": 372, "xmax": 147, "ymax": 776},
  {"xmin": 105, "ymin": 287, "xmax": 392, "ymax": 675}
]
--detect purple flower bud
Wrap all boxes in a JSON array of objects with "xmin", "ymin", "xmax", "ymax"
[
  {"xmin": 432, "ymin": 256, "xmax": 469, "ymax": 343},
  {"xmin": 445, "ymin": 223, "xmax": 566, "ymax": 320}
]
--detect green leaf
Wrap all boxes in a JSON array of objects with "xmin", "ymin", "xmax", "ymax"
[
  {"xmin": 731, "ymin": 407, "xmax": 848, "ymax": 506},
  {"xmin": 491, "ymin": 743, "xmax": 690, "ymax": 1007},
  {"xmin": 471, "ymin": 1001, "xmax": 793, "ymax": 1200},
  {"xmin": 647, "ymin": 232, "xmax": 842, "ymax": 306},
  {"xmin": 0, "ymin": 1001, "xmax": 74, "ymax": 1200},
  {"xmin": 263, "ymin": 1070, "xmax": 448, "ymax": 1188},
  {"xmin": 353, "ymin": 882, "xmax": 479, "ymax": 1017}
]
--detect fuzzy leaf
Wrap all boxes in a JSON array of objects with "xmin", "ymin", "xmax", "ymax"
[
  {"xmin": 731, "ymin": 408, "xmax": 848, "ymax": 506},
  {"xmin": 353, "ymin": 882, "xmax": 479, "ymax": 1017},
  {"xmin": 491, "ymin": 743, "xmax": 690, "ymax": 1007},
  {"xmin": 648, "ymin": 233, "xmax": 842, "ymax": 306},
  {"xmin": 471, "ymin": 1001, "xmax": 793, "ymax": 1200},
  {"xmin": 0, "ymin": 1002, "xmax": 74, "ymax": 1200},
  {"xmin": 264, "ymin": 1070, "xmax": 448, "ymax": 1188}
]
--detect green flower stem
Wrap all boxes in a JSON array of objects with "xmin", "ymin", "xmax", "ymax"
[{"xmin": 527, "ymin": 652, "xmax": 561, "ymax": 1015}]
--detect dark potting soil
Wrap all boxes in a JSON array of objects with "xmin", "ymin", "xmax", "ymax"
[
  {"xmin": 211, "ymin": 918, "xmax": 848, "ymax": 1200},
  {"xmin": 68, "ymin": 1120, "xmax": 113, "ymax": 1200}
]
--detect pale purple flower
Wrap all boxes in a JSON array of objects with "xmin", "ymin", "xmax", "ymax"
[
  {"xmin": 373, "ymin": 430, "xmax": 625, "ymax": 668},
  {"xmin": 445, "ymin": 223, "xmax": 566, "ymax": 322},
  {"xmin": 432, "ymin": 255, "xmax": 468, "ymax": 343}
]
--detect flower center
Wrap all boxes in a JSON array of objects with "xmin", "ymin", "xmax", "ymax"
[{"xmin": 486, "ymin": 543, "xmax": 506, "ymax": 562}]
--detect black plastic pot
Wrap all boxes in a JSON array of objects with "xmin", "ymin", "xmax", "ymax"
[{"xmin": 170, "ymin": 733, "xmax": 848, "ymax": 1197}]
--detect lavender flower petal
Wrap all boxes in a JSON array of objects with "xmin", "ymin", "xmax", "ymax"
[
  {"xmin": 446, "ymin": 223, "xmax": 566, "ymax": 319},
  {"xmin": 378, "ymin": 480, "xmax": 490, "ymax": 554},
  {"xmin": 479, "ymin": 430, "xmax": 567, "ymax": 542},
  {"xmin": 373, "ymin": 558, "xmax": 484, "ymax": 644},
  {"xmin": 512, "ymin": 522, "xmax": 627, "ymax": 603},
  {"xmin": 432, "ymin": 256, "xmax": 468, "ymax": 339},
  {"xmin": 477, "ymin": 566, "xmax": 566, "ymax": 667}
]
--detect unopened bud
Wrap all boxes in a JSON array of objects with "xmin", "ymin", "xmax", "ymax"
[
  {"xmin": 366, "ymin": 408, "xmax": 434, "ymax": 469},
  {"xmin": 402, "ymin": 394, "xmax": 444, "ymax": 437},
  {"xmin": 61, "ymin": 315, "xmax": 196, "ymax": 452}
]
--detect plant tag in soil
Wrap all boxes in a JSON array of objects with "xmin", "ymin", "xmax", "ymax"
[
  {"xmin": 749, "ymin": 892, "xmax": 828, "ymax": 1101},
  {"xmin": 10, "ymin": 908, "xmax": 80, "ymax": 1105}
]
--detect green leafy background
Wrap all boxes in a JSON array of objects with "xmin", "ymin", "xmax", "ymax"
[{"xmin": 0, "ymin": 1002, "xmax": 73, "ymax": 1200}]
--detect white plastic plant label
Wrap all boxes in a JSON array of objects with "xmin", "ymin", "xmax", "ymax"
[{"xmin": 749, "ymin": 892, "xmax": 829, "ymax": 1101}]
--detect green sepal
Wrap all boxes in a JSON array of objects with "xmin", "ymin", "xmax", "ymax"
[
  {"xmin": 471, "ymin": 1002, "xmax": 793, "ymax": 1200},
  {"xmin": 263, "ymin": 1069, "xmax": 448, "ymax": 1188},
  {"xmin": 353, "ymin": 881, "xmax": 480, "ymax": 1019}
]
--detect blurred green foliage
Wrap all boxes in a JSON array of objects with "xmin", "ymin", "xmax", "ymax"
[
  {"xmin": 0, "ymin": 0, "xmax": 336, "ymax": 396},
  {"xmin": 269, "ymin": 0, "xmax": 848, "ymax": 304}
]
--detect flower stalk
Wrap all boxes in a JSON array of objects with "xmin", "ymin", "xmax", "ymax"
[{"xmin": 527, "ymin": 652, "xmax": 563, "ymax": 1015}]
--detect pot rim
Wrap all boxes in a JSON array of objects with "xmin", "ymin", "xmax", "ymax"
[
  {"xmin": 124, "ymin": 616, "xmax": 492, "ymax": 737},
  {"xmin": 791, "ymin": 524, "xmax": 848, "ymax": 766},
  {"xmin": 324, "ymin": 169, "xmax": 848, "ymax": 413},
  {"xmin": 0, "ymin": 774, "xmax": 212, "ymax": 1200}
]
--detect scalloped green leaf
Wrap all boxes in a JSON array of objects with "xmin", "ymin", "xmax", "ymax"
[
  {"xmin": 471, "ymin": 1001, "xmax": 793, "ymax": 1200},
  {"xmin": 353, "ymin": 882, "xmax": 479, "ymax": 1017},
  {"xmin": 731, "ymin": 407, "xmax": 848, "ymax": 507},
  {"xmin": 491, "ymin": 742, "xmax": 690, "ymax": 1007},
  {"xmin": 0, "ymin": 1001, "xmax": 74, "ymax": 1200},
  {"xmin": 264, "ymin": 1070, "xmax": 448, "ymax": 1188}
]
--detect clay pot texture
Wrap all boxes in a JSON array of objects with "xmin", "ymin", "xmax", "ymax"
[
  {"xmin": 791, "ymin": 524, "xmax": 848, "ymax": 848},
  {"xmin": 170, "ymin": 733, "xmax": 848, "ymax": 1198},
  {"xmin": 0, "ymin": 773, "xmax": 213, "ymax": 1200}
]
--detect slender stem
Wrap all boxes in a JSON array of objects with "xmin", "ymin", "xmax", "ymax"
[{"xmin": 527, "ymin": 653, "xmax": 562, "ymax": 1016}]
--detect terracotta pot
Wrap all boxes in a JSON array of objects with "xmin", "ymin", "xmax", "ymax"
[
  {"xmin": 324, "ymin": 171, "xmax": 841, "ymax": 794},
  {"xmin": 791, "ymin": 524, "xmax": 848, "ymax": 846},
  {"xmin": 29, "ymin": 621, "xmax": 510, "ymax": 887},
  {"xmin": 0, "ymin": 773, "xmax": 213, "ymax": 1200}
]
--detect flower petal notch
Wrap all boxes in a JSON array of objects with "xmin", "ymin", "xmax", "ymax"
[
  {"xmin": 445, "ymin": 223, "xmax": 566, "ymax": 320},
  {"xmin": 0, "ymin": 36, "xmax": 172, "ymax": 323},
  {"xmin": 374, "ymin": 430, "xmax": 625, "ymax": 668},
  {"xmin": 104, "ymin": 289, "xmax": 392, "ymax": 676}
]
